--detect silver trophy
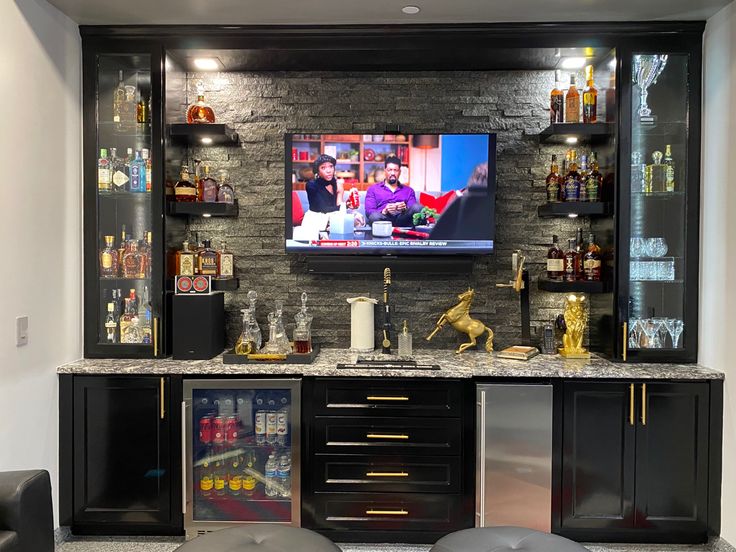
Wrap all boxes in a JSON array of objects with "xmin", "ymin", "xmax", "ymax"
[{"xmin": 633, "ymin": 55, "xmax": 668, "ymax": 122}]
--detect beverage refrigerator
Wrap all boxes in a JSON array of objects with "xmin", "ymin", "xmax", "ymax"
[{"xmin": 182, "ymin": 379, "xmax": 301, "ymax": 539}]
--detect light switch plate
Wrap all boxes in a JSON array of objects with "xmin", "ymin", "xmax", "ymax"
[{"xmin": 16, "ymin": 316, "xmax": 28, "ymax": 346}]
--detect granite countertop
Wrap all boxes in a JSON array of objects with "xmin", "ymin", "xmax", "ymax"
[{"xmin": 57, "ymin": 348, "xmax": 724, "ymax": 380}]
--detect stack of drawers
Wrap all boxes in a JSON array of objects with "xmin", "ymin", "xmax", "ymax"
[{"xmin": 303, "ymin": 377, "xmax": 473, "ymax": 544}]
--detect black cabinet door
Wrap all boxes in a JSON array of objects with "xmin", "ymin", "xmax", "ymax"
[
  {"xmin": 634, "ymin": 382, "xmax": 709, "ymax": 534},
  {"xmin": 72, "ymin": 376, "xmax": 172, "ymax": 527},
  {"xmin": 560, "ymin": 382, "xmax": 636, "ymax": 531}
]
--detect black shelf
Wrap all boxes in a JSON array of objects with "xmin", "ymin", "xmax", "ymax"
[
  {"xmin": 539, "ymin": 123, "xmax": 615, "ymax": 144},
  {"xmin": 212, "ymin": 278, "xmax": 239, "ymax": 291},
  {"xmin": 537, "ymin": 277, "xmax": 612, "ymax": 294},
  {"xmin": 167, "ymin": 200, "xmax": 239, "ymax": 217},
  {"xmin": 168, "ymin": 123, "xmax": 239, "ymax": 146},
  {"xmin": 537, "ymin": 201, "xmax": 612, "ymax": 218}
]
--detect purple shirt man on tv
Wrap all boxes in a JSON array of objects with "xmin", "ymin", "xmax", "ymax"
[{"xmin": 365, "ymin": 155, "xmax": 424, "ymax": 227}]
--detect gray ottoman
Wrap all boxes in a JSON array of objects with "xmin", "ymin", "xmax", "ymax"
[
  {"xmin": 430, "ymin": 526, "xmax": 590, "ymax": 552},
  {"xmin": 174, "ymin": 525, "xmax": 341, "ymax": 552}
]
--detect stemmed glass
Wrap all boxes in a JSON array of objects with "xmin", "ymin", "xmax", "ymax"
[
  {"xmin": 642, "ymin": 319, "xmax": 662, "ymax": 348},
  {"xmin": 653, "ymin": 317, "xmax": 669, "ymax": 348},
  {"xmin": 628, "ymin": 319, "xmax": 643, "ymax": 348},
  {"xmin": 665, "ymin": 319, "xmax": 685, "ymax": 348}
]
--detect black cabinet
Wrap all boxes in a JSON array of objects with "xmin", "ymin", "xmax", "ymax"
[
  {"xmin": 60, "ymin": 375, "xmax": 182, "ymax": 535},
  {"xmin": 559, "ymin": 381, "xmax": 712, "ymax": 543}
]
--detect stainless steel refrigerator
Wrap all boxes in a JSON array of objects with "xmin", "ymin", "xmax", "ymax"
[{"xmin": 183, "ymin": 379, "xmax": 301, "ymax": 539}]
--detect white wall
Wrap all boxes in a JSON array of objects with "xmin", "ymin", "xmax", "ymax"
[
  {"xmin": 0, "ymin": 0, "xmax": 81, "ymax": 528},
  {"xmin": 702, "ymin": 0, "xmax": 736, "ymax": 542}
]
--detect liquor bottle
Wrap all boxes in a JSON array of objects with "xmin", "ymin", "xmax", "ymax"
[
  {"xmin": 99, "ymin": 235, "xmax": 119, "ymax": 277},
  {"xmin": 550, "ymin": 70, "xmax": 564, "ymax": 124},
  {"xmin": 104, "ymin": 303, "xmax": 118, "ymax": 344},
  {"xmin": 113, "ymin": 70, "xmax": 125, "ymax": 129},
  {"xmin": 98, "ymin": 149, "xmax": 112, "ymax": 193},
  {"xmin": 217, "ymin": 242, "xmax": 234, "ymax": 279},
  {"xmin": 129, "ymin": 150, "xmax": 146, "ymax": 193},
  {"xmin": 122, "ymin": 85, "xmax": 137, "ymax": 132},
  {"xmin": 663, "ymin": 144, "xmax": 675, "ymax": 192},
  {"xmin": 120, "ymin": 298, "xmax": 142, "ymax": 343},
  {"xmin": 216, "ymin": 169, "xmax": 235, "ymax": 204},
  {"xmin": 564, "ymin": 150, "xmax": 581, "ymax": 201},
  {"xmin": 128, "ymin": 288, "xmax": 139, "ymax": 314},
  {"xmin": 546, "ymin": 235, "xmax": 565, "ymax": 281},
  {"xmin": 123, "ymin": 241, "xmax": 144, "ymax": 278},
  {"xmin": 578, "ymin": 154, "xmax": 589, "ymax": 202},
  {"xmin": 176, "ymin": 241, "xmax": 196, "ymax": 276},
  {"xmin": 117, "ymin": 225, "xmax": 128, "ymax": 272},
  {"xmin": 109, "ymin": 148, "xmax": 126, "ymax": 192},
  {"xmin": 545, "ymin": 155, "xmax": 561, "ymax": 203},
  {"xmin": 198, "ymin": 240, "xmax": 218, "ymax": 276},
  {"xmin": 559, "ymin": 154, "xmax": 568, "ymax": 201},
  {"xmin": 174, "ymin": 165, "xmax": 198, "ymax": 202},
  {"xmin": 137, "ymin": 95, "xmax": 148, "ymax": 125},
  {"xmin": 140, "ymin": 231, "xmax": 153, "ymax": 278},
  {"xmin": 186, "ymin": 81, "xmax": 216, "ymax": 124},
  {"xmin": 142, "ymin": 148, "xmax": 152, "ymax": 193},
  {"xmin": 605, "ymin": 72, "xmax": 616, "ymax": 123},
  {"xmin": 564, "ymin": 74, "xmax": 580, "ymax": 123},
  {"xmin": 564, "ymin": 238, "xmax": 580, "ymax": 282},
  {"xmin": 583, "ymin": 233, "xmax": 602, "ymax": 281},
  {"xmin": 586, "ymin": 152, "xmax": 603, "ymax": 201},
  {"xmin": 200, "ymin": 165, "xmax": 218, "ymax": 202},
  {"xmin": 582, "ymin": 65, "xmax": 598, "ymax": 123}
]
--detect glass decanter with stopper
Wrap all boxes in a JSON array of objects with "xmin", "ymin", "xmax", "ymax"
[
  {"xmin": 235, "ymin": 290, "xmax": 262, "ymax": 354},
  {"xmin": 186, "ymin": 80, "xmax": 216, "ymax": 124},
  {"xmin": 262, "ymin": 300, "xmax": 292, "ymax": 354},
  {"xmin": 293, "ymin": 292, "xmax": 313, "ymax": 354}
]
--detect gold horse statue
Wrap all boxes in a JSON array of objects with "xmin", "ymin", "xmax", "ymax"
[{"xmin": 426, "ymin": 288, "xmax": 494, "ymax": 354}]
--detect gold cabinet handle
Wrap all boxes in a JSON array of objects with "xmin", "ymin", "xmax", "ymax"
[
  {"xmin": 366, "ymin": 471, "xmax": 409, "ymax": 477},
  {"xmin": 153, "ymin": 317, "xmax": 159, "ymax": 357},
  {"xmin": 366, "ymin": 509, "xmax": 408, "ymax": 516},
  {"xmin": 366, "ymin": 433, "xmax": 409, "ymax": 440},
  {"xmin": 623, "ymin": 322, "xmax": 628, "ymax": 362},
  {"xmin": 629, "ymin": 384, "xmax": 634, "ymax": 426},
  {"xmin": 160, "ymin": 377, "xmax": 165, "ymax": 420},
  {"xmin": 641, "ymin": 383, "xmax": 647, "ymax": 426},
  {"xmin": 366, "ymin": 396, "xmax": 409, "ymax": 401}
]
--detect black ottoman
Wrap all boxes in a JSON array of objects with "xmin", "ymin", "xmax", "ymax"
[
  {"xmin": 174, "ymin": 525, "xmax": 341, "ymax": 552},
  {"xmin": 430, "ymin": 526, "xmax": 590, "ymax": 552}
]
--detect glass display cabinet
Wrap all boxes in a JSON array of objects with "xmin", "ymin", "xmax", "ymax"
[
  {"xmin": 617, "ymin": 39, "xmax": 701, "ymax": 362},
  {"xmin": 83, "ymin": 45, "xmax": 164, "ymax": 357}
]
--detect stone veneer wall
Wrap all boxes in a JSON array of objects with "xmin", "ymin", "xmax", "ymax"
[{"xmin": 180, "ymin": 70, "xmax": 607, "ymax": 351}]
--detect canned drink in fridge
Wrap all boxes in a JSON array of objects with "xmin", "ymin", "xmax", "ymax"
[
  {"xmin": 225, "ymin": 415, "xmax": 239, "ymax": 444},
  {"xmin": 266, "ymin": 411, "xmax": 278, "ymax": 444},
  {"xmin": 213, "ymin": 416, "xmax": 225, "ymax": 445},
  {"xmin": 276, "ymin": 409, "xmax": 288, "ymax": 446},
  {"xmin": 255, "ymin": 410, "xmax": 266, "ymax": 445},
  {"xmin": 199, "ymin": 416, "xmax": 213, "ymax": 445}
]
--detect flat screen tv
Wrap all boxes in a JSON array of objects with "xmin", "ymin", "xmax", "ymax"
[{"xmin": 285, "ymin": 133, "xmax": 496, "ymax": 255}]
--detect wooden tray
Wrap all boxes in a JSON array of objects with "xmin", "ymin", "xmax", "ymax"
[{"xmin": 222, "ymin": 344, "xmax": 320, "ymax": 364}]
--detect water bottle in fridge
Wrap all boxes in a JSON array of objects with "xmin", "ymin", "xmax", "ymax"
[
  {"xmin": 265, "ymin": 453, "xmax": 278, "ymax": 497},
  {"xmin": 277, "ymin": 454, "xmax": 291, "ymax": 498}
]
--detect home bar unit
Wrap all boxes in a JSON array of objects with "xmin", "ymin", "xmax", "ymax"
[{"xmin": 59, "ymin": 22, "xmax": 723, "ymax": 547}]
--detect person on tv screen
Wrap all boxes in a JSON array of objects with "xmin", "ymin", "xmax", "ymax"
[
  {"xmin": 430, "ymin": 162, "xmax": 493, "ymax": 240},
  {"xmin": 365, "ymin": 155, "xmax": 423, "ymax": 227},
  {"xmin": 305, "ymin": 154, "xmax": 365, "ymax": 227}
]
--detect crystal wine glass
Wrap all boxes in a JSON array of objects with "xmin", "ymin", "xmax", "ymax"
[
  {"xmin": 668, "ymin": 319, "xmax": 684, "ymax": 348},
  {"xmin": 642, "ymin": 318, "xmax": 662, "ymax": 349},
  {"xmin": 629, "ymin": 319, "xmax": 643, "ymax": 348},
  {"xmin": 653, "ymin": 317, "xmax": 669, "ymax": 348}
]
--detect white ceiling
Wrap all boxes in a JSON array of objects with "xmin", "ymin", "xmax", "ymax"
[{"xmin": 46, "ymin": 0, "xmax": 731, "ymax": 26}]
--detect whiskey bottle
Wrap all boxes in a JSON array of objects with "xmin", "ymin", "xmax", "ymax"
[
  {"xmin": 174, "ymin": 166, "xmax": 198, "ymax": 202},
  {"xmin": 104, "ymin": 302, "xmax": 118, "ymax": 343},
  {"xmin": 120, "ymin": 298, "xmax": 142, "ymax": 344},
  {"xmin": 117, "ymin": 225, "xmax": 128, "ymax": 272},
  {"xmin": 186, "ymin": 81, "xmax": 216, "ymax": 124},
  {"xmin": 550, "ymin": 70, "xmax": 564, "ymax": 124},
  {"xmin": 142, "ymin": 148, "xmax": 152, "ymax": 193},
  {"xmin": 564, "ymin": 150, "xmax": 581, "ymax": 201},
  {"xmin": 123, "ymin": 241, "xmax": 145, "ymax": 278},
  {"xmin": 545, "ymin": 155, "xmax": 561, "ymax": 203},
  {"xmin": 98, "ymin": 149, "xmax": 112, "ymax": 193},
  {"xmin": 578, "ymin": 154, "xmax": 589, "ymax": 202},
  {"xmin": 564, "ymin": 74, "xmax": 580, "ymax": 123},
  {"xmin": 198, "ymin": 240, "xmax": 218, "ymax": 276},
  {"xmin": 663, "ymin": 144, "xmax": 675, "ymax": 192},
  {"xmin": 605, "ymin": 73, "xmax": 616, "ymax": 123},
  {"xmin": 141, "ymin": 231, "xmax": 153, "ymax": 278},
  {"xmin": 175, "ymin": 241, "xmax": 195, "ymax": 276},
  {"xmin": 200, "ymin": 165, "xmax": 218, "ymax": 203},
  {"xmin": 99, "ymin": 235, "xmax": 119, "ymax": 278},
  {"xmin": 137, "ymin": 95, "xmax": 148, "ymax": 125},
  {"xmin": 216, "ymin": 169, "xmax": 235, "ymax": 204},
  {"xmin": 559, "ymin": 154, "xmax": 568, "ymax": 201},
  {"xmin": 121, "ymin": 84, "xmax": 138, "ymax": 133},
  {"xmin": 113, "ymin": 70, "xmax": 125, "ymax": 129},
  {"xmin": 648, "ymin": 150, "xmax": 667, "ymax": 193},
  {"xmin": 564, "ymin": 238, "xmax": 580, "ymax": 282},
  {"xmin": 582, "ymin": 65, "xmax": 598, "ymax": 123},
  {"xmin": 546, "ymin": 235, "xmax": 565, "ymax": 281},
  {"xmin": 583, "ymin": 233, "xmax": 602, "ymax": 281},
  {"xmin": 586, "ymin": 152, "xmax": 603, "ymax": 202},
  {"xmin": 217, "ymin": 242, "xmax": 234, "ymax": 279}
]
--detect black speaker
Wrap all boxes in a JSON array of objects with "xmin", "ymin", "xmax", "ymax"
[{"xmin": 172, "ymin": 292, "xmax": 224, "ymax": 359}]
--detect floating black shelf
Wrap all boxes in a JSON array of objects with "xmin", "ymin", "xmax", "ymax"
[
  {"xmin": 212, "ymin": 278, "xmax": 240, "ymax": 291},
  {"xmin": 539, "ymin": 122, "xmax": 615, "ymax": 144},
  {"xmin": 168, "ymin": 123, "xmax": 239, "ymax": 146},
  {"xmin": 537, "ymin": 277, "xmax": 612, "ymax": 294},
  {"xmin": 167, "ymin": 200, "xmax": 239, "ymax": 218},
  {"xmin": 537, "ymin": 201, "xmax": 612, "ymax": 218}
]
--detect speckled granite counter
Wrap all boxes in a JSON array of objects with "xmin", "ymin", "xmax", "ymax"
[{"xmin": 57, "ymin": 348, "xmax": 723, "ymax": 380}]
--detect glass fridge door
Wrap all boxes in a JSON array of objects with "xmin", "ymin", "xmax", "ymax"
[
  {"xmin": 184, "ymin": 380, "xmax": 301, "ymax": 536},
  {"xmin": 624, "ymin": 51, "xmax": 695, "ymax": 361}
]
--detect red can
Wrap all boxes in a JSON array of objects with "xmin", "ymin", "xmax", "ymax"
[
  {"xmin": 199, "ymin": 416, "xmax": 213, "ymax": 444},
  {"xmin": 225, "ymin": 415, "xmax": 239, "ymax": 444},
  {"xmin": 299, "ymin": 151, "xmax": 309, "ymax": 161},
  {"xmin": 213, "ymin": 416, "xmax": 225, "ymax": 445},
  {"xmin": 347, "ymin": 187, "xmax": 360, "ymax": 210},
  {"xmin": 291, "ymin": 148, "xmax": 298, "ymax": 161}
]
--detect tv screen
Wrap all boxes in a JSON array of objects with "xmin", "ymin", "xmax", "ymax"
[{"xmin": 285, "ymin": 133, "xmax": 496, "ymax": 255}]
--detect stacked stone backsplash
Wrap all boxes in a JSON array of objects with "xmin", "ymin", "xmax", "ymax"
[{"xmin": 180, "ymin": 70, "xmax": 607, "ymax": 351}]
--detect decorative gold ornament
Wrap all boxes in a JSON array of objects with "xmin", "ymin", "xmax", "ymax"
[
  {"xmin": 426, "ymin": 288, "xmax": 494, "ymax": 354},
  {"xmin": 559, "ymin": 294, "xmax": 590, "ymax": 359}
]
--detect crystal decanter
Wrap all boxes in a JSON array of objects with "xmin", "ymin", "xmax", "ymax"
[
  {"xmin": 293, "ymin": 292, "xmax": 313, "ymax": 354},
  {"xmin": 235, "ymin": 290, "xmax": 262, "ymax": 354},
  {"xmin": 262, "ymin": 301, "xmax": 291, "ymax": 354},
  {"xmin": 186, "ymin": 80, "xmax": 216, "ymax": 124}
]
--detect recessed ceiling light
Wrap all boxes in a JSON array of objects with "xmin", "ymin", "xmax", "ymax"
[
  {"xmin": 402, "ymin": 5, "xmax": 420, "ymax": 14},
  {"xmin": 201, "ymin": 137, "xmax": 213, "ymax": 145},
  {"xmin": 193, "ymin": 58, "xmax": 220, "ymax": 71},
  {"xmin": 560, "ymin": 57, "xmax": 587, "ymax": 70},
  {"xmin": 565, "ymin": 137, "xmax": 578, "ymax": 144}
]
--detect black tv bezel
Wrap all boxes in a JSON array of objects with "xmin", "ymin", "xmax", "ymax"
[{"xmin": 284, "ymin": 132, "xmax": 497, "ymax": 256}]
